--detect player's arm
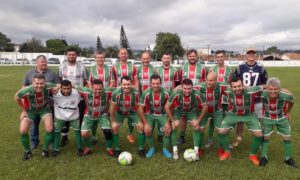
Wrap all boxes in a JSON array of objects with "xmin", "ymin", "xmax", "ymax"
[
  {"xmin": 165, "ymin": 102, "xmax": 175, "ymax": 123},
  {"xmin": 14, "ymin": 93, "xmax": 27, "ymax": 112},
  {"xmin": 133, "ymin": 76, "xmax": 139, "ymax": 92},
  {"xmin": 196, "ymin": 103, "xmax": 208, "ymax": 124}
]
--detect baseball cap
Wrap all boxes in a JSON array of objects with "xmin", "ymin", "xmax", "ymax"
[{"xmin": 246, "ymin": 47, "xmax": 256, "ymax": 54}]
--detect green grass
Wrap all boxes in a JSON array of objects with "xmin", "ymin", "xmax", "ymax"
[{"xmin": 0, "ymin": 66, "xmax": 300, "ymax": 179}]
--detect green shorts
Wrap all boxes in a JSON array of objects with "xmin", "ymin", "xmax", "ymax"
[
  {"xmin": 262, "ymin": 118, "xmax": 291, "ymax": 136},
  {"xmin": 208, "ymin": 110, "xmax": 224, "ymax": 129},
  {"xmin": 27, "ymin": 108, "xmax": 51, "ymax": 121},
  {"xmin": 145, "ymin": 114, "xmax": 167, "ymax": 132},
  {"xmin": 173, "ymin": 110, "xmax": 199, "ymax": 122},
  {"xmin": 115, "ymin": 112, "xmax": 140, "ymax": 126},
  {"xmin": 81, "ymin": 115, "xmax": 111, "ymax": 131},
  {"xmin": 54, "ymin": 118, "xmax": 80, "ymax": 132},
  {"xmin": 221, "ymin": 113, "xmax": 262, "ymax": 131}
]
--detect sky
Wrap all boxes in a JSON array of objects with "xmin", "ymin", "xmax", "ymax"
[{"xmin": 1, "ymin": 0, "xmax": 300, "ymax": 51}]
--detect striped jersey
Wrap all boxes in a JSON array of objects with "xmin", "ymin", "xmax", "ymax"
[
  {"xmin": 111, "ymin": 62, "xmax": 137, "ymax": 87},
  {"xmin": 210, "ymin": 65, "xmax": 233, "ymax": 83},
  {"xmin": 140, "ymin": 87, "xmax": 169, "ymax": 116},
  {"xmin": 179, "ymin": 62, "xmax": 206, "ymax": 89},
  {"xmin": 89, "ymin": 65, "xmax": 111, "ymax": 88},
  {"xmin": 156, "ymin": 66, "xmax": 179, "ymax": 94},
  {"xmin": 261, "ymin": 90, "xmax": 295, "ymax": 120},
  {"xmin": 137, "ymin": 64, "xmax": 155, "ymax": 92},
  {"xmin": 111, "ymin": 88, "xmax": 139, "ymax": 115}
]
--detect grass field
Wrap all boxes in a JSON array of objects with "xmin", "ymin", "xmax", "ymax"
[{"xmin": 0, "ymin": 66, "xmax": 300, "ymax": 179}]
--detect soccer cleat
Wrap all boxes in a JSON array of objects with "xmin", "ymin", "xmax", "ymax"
[
  {"xmin": 232, "ymin": 139, "xmax": 242, "ymax": 147},
  {"xmin": 77, "ymin": 149, "xmax": 83, "ymax": 157},
  {"xmin": 22, "ymin": 151, "xmax": 32, "ymax": 161},
  {"xmin": 60, "ymin": 135, "xmax": 69, "ymax": 147},
  {"xmin": 138, "ymin": 149, "xmax": 146, "ymax": 158},
  {"xmin": 146, "ymin": 147, "xmax": 156, "ymax": 158},
  {"xmin": 249, "ymin": 154, "xmax": 259, "ymax": 166},
  {"xmin": 157, "ymin": 135, "xmax": 163, "ymax": 143},
  {"xmin": 220, "ymin": 151, "xmax": 231, "ymax": 161},
  {"xmin": 52, "ymin": 150, "xmax": 60, "ymax": 157},
  {"xmin": 82, "ymin": 147, "xmax": 91, "ymax": 156},
  {"xmin": 91, "ymin": 138, "xmax": 98, "ymax": 146},
  {"xmin": 217, "ymin": 148, "xmax": 225, "ymax": 157},
  {"xmin": 259, "ymin": 157, "xmax": 268, "ymax": 167},
  {"xmin": 107, "ymin": 148, "xmax": 114, "ymax": 157},
  {"xmin": 205, "ymin": 140, "xmax": 214, "ymax": 148},
  {"xmin": 284, "ymin": 158, "xmax": 298, "ymax": 168},
  {"xmin": 41, "ymin": 150, "xmax": 49, "ymax": 158},
  {"xmin": 127, "ymin": 134, "xmax": 135, "ymax": 144},
  {"xmin": 177, "ymin": 137, "xmax": 185, "ymax": 145},
  {"xmin": 173, "ymin": 150, "xmax": 179, "ymax": 160},
  {"xmin": 162, "ymin": 148, "xmax": 172, "ymax": 159},
  {"xmin": 198, "ymin": 149, "xmax": 205, "ymax": 158},
  {"xmin": 113, "ymin": 150, "xmax": 121, "ymax": 158}
]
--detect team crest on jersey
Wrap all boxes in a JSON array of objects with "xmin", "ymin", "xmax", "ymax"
[
  {"xmin": 207, "ymin": 93, "xmax": 213, "ymax": 98},
  {"xmin": 143, "ymin": 72, "xmax": 148, "ymax": 76},
  {"xmin": 219, "ymin": 74, "xmax": 224, "ymax": 78},
  {"xmin": 236, "ymin": 99, "xmax": 242, "ymax": 104},
  {"xmin": 270, "ymin": 104, "xmax": 276, "ymax": 108},
  {"xmin": 125, "ymin": 101, "xmax": 130, "ymax": 105},
  {"xmin": 154, "ymin": 100, "xmax": 160, "ymax": 105}
]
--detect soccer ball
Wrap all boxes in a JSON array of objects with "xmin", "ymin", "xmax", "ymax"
[
  {"xmin": 183, "ymin": 148, "xmax": 197, "ymax": 162},
  {"xmin": 118, "ymin": 151, "xmax": 133, "ymax": 165}
]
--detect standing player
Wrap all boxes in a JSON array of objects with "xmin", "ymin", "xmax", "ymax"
[
  {"xmin": 109, "ymin": 76, "xmax": 145, "ymax": 157},
  {"xmin": 165, "ymin": 79, "xmax": 207, "ymax": 160},
  {"xmin": 138, "ymin": 74, "xmax": 172, "ymax": 158},
  {"xmin": 259, "ymin": 78, "xmax": 297, "ymax": 168},
  {"xmin": 88, "ymin": 51, "xmax": 112, "ymax": 145},
  {"xmin": 15, "ymin": 74, "xmax": 58, "ymax": 160},
  {"xmin": 110, "ymin": 48, "xmax": 139, "ymax": 144},
  {"xmin": 206, "ymin": 50, "xmax": 233, "ymax": 148},
  {"xmin": 232, "ymin": 47, "xmax": 268, "ymax": 147},
  {"xmin": 22, "ymin": 55, "xmax": 60, "ymax": 150},
  {"xmin": 52, "ymin": 80, "xmax": 82, "ymax": 156},
  {"xmin": 177, "ymin": 49, "xmax": 207, "ymax": 145},
  {"xmin": 77, "ymin": 80, "xmax": 115, "ymax": 156},
  {"xmin": 58, "ymin": 47, "xmax": 87, "ymax": 146},
  {"xmin": 218, "ymin": 78, "xmax": 263, "ymax": 166}
]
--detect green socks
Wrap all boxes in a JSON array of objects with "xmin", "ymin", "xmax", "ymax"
[
  {"xmin": 75, "ymin": 130, "xmax": 82, "ymax": 150},
  {"xmin": 21, "ymin": 134, "xmax": 30, "ymax": 152},
  {"xmin": 112, "ymin": 133, "xmax": 120, "ymax": 150},
  {"xmin": 146, "ymin": 136, "xmax": 154, "ymax": 149},
  {"xmin": 219, "ymin": 134, "xmax": 230, "ymax": 151},
  {"xmin": 284, "ymin": 140, "xmax": 292, "ymax": 160},
  {"xmin": 163, "ymin": 135, "xmax": 171, "ymax": 149},
  {"xmin": 171, "ymin": 130, "xmax": 177, "ymax": 146},
  {"xmin": 43, "ymin": 132, "xmax": 53, "ymax": 151},
  {"xmin": 208, "ymin": 120, "xmax": 214, "ymax": 142},
  {"xmin": 250, "ymin": 136, "xmax": 263, "ymax": 155},
  {"xmin": 261, "ymin": 139, "xmax": 269, "ymax": 158},
  {"xmin": 53, "ymin": 132, "xmax": 61, "ymax": 151},
  {"xmin": 138, "ymin": 133, "xmax": 145, "ymax": 150}
]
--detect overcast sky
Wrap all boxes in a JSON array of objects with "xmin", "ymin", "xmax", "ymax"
[{"xmin": 1, "ymin": 0, "xmax": 300, "ymax": 51}]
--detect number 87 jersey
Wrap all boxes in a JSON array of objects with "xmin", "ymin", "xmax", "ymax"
[{"xmin": 233, "ymin": 62, "xmax": 268, "ymax": 86}]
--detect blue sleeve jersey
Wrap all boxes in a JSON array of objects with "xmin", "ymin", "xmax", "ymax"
[{"xmin": 233, "ymin": 62, "xmax": 268, "ymax": 86}]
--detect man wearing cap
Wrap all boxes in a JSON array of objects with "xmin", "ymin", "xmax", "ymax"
[{"xmin": 232, "ymin": 47, "xmax": 268, "ymax": 147}]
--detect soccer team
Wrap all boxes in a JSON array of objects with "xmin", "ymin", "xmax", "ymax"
[{"xmin": 14, "ymin": 47, "xmax": 297, "ymax": 168}]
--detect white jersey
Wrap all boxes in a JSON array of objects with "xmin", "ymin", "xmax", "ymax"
[{"xmin": 53, "ymin": 89, "xmax": 81, "ymax": 121}]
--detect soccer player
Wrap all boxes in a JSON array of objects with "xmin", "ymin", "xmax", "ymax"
[
  {"xmin": 88, "ymin": 51, "xmax": 112, "ymax": 145},
  {"xmin": 165, "ymin": 79, "xmax": 207, "ymax": 160},
  {"xmin": 22, "ymin": 55, "xmax": 60, "ymax": 150},
  {"xmin": 52, "ymin": 80, "xmax": 82, "ymax": 157},
  {"xmin": 15, "ymin": 74, "xmax": 59, "ymax": 160},
  {"xmin": 138, "ymin": 74, "xmax": 172, "ymax": 158},
  {"xmin": 232, "ymin": 47, "xmax": 268, "ymax": 147},
  {"xmin": 58, "ymin": 47, "xmax": 88, "ymax": 146},
  {"xmin": 198, "ymin": 72, "xmax": 228, "ymax": 157},
  {"xmin": 77, "ymin": 80, "xmax": 115, "ymax": 156},
  {"xmin": 110, "ymin": 48, "xmax": 139, "ymax": 144},
  {"xmin": 259, "ymin": 78, "xmax": 297, "ymax": 168},
  {"xmin": 206, "ymin": 50, "xmax": 233, "ymax": 148},
  {"xmin": 109, "ymin": 76, "xmax": 145, "ymax": 157},
  {"xmin": 177, "ymin": 49, "xmax": 206, "ymax": 145},
  {"xmin": 218, "ymin": 77, "xmax": 263, "ymax": 166}
]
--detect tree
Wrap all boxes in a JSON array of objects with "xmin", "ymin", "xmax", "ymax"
[
  {"xmin": 81, "ymin": 46, "xmax": 95, "ymax": 57},
  {"xmin": 0, "ymin": 32, "xmax": 14, "ymax": 51},
  {"xmin": 96, "ymin": 36, "xmax": 104, "ymax": 52},
  {"xmin": 105, "ymin": 45, "xmax": 119, "ymax": 58},
  {"xmin": 120, "ymin": 25, "xmax": 133, "ymax": 58},
  {"xmin": 266, "ymin": 46, "xmax": 280, "ymax": 54},
  {"xmin": 46, "ymin": 38, "xmax": 68, "ymax": 55},
  {"xmin": 153, "ymin": 32, "xmax": 185, "ymax": 60},
  {"xmin": 19, "ymin": 37, "xmax": 46, "ymax": 52}
]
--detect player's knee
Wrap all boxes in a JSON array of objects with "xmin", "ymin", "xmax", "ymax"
[
  {"xmin": 253, "ymin": 131, "xmax": 263, "ymax": 137},
  {"xmin": 81, "ymin": 131, "xmax": 90, "ymax": 138},
  {"xmin": 282, "ymin": 136, "xmax": 291, "ymax": 141},
  {"xmin": 102, "ymin": 129, "xmax": 113, "ymax": 140}
]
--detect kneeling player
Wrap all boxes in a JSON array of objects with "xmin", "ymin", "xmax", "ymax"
[
  {"xmin": 52, "ymin": 80, "xmax": 82, "ymax": 156},
  {"xmin": 165, "ymin": 79, "xmax": 207, "ymax": 160},
  {"xmin": 259, "ymin": 77, "xmax": 297, "ymax": 168},
  {"xmin": 138, "ymin": 74, "xmax": 172, "ymax": 158},
  {"xmin": 15, "ymin": 74, "xmax": 58, "ymax": 160},
  {"xmin": 110, "ymin": 76, "xmax": 145, "ymax": 157}
]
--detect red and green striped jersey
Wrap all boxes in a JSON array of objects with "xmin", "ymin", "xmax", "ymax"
[
  {"xmin": 156, "ymin": 66, "xmax": 179, "ymax": 94},
  {"xmin": 111, "ymin": 87, "xmax": 139, "ymax": 115},
  {"xmin": 210, "ymin": 65, "xmax": 233, "ymax": 83},
  {"xmin": 168, "ymin": 89, "xmax": 205, "ymax": 112},
  {"xmin": 77, "ymin": 87, "xmax": 115, "ymax": 118},
  {"xmin": 89, "ymin": 65, "xmax": 111, "ymax": 88},
  {"xmin": 261, "ymin": 90, "xmax": 295, "ymax": 120},
  {"xmin": 179, "ymin": 62, "xmax": 206, "ymax": 90},
  {"xmin": 16, "ymin": 83, "xmax": 56, "ymax": 111},
  {"xmin": 140, "ymin": 87, "xmax": 169, "ymax": 116},
  {"xmin": 111, "ymin": 62, "xmax": 137, "ymax": 87},
  {"xmin": 226, "ymin": 86, "xmax": 263, "ymax": 115},
  {"xmin": 199, "ymin": 82, "xmax": 228, "ymax": 113},
  {"xmin": 137, "ymin": 65, "xmax": 155, "ymax": 92}
]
